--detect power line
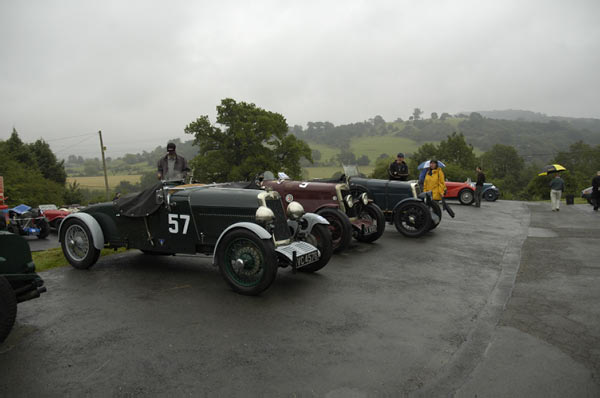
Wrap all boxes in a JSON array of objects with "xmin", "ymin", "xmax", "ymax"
[
  {"xmin": 43, "ymin": 132, "xmax": 97, "ymax": 142},
  {"xmin": 54, "ymin": 135, "xmax": 97, "ymax": 154}
]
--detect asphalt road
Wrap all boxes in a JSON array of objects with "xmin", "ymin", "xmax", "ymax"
[
  {"xmin": 22, "ymin": 230, "xmax": 61, "ymax": 252},
  {"xmin": 1, "ymin": 200, "xmax": 599, "ymax": 397}
]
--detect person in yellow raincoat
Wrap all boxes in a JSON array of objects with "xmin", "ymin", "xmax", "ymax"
[{"xmin": 423, "ymin": 160, "xmax": 447, "ymax": 200}]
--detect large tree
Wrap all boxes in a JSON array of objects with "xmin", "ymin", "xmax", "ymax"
[{"xmin": 185, "ymin": 98, "xmax": 312, "ymax": 182}]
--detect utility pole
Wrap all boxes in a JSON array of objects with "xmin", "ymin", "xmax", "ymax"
[{"xmin": 98, "ymin": 130, "xmax": 110, "ymax": 201}]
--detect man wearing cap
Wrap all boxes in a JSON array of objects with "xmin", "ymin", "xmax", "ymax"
[
  {"xmin": 157, "ymin": 142, "xmax": 190, "ymax": 181},
  {"xmin": 389, "ymin": 153, "xmax": 409, "ymax": 181}
]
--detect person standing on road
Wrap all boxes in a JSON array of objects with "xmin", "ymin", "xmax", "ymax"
[
  {"xmin": 475, "ymin": 166, "xmax": 485, "ymax": 208},
  {"xmin": 389, "ymin": 153, "xmax": 409, "ymax": 181},
  {"xmin": 423, "ymin": 160, "xmax": 446, "ymax": 201},
  {"xmin": 592, "ymin": 171, "xmax": 600, "ymax": 211},
  {"xmin": 157, "ymin": 142, "xmax": 190, "ymax": 181},
  {"xmin": 549, "ymin": 173, "xmax": 565, "ymax": 212}
]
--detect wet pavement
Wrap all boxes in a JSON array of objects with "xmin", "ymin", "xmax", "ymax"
[
  {"xmin": 23, "ymin": 230, "xmax": 60, "ymax": 252},
  {"xmin": 1, "ymin": 201, "xmax": 598, "ymax": 397}
]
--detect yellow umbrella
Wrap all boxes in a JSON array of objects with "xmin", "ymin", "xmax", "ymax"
[{"xmin": 538, "ymin": 164, "xmax": 566, "ymax": 176}]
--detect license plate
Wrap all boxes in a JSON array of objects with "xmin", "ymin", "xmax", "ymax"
[
  {"xmin": 296, "ymin": 250, "xmax": 319, "ymax": 267},
  {"xmin": 363, "ymin": 224, "xmax": 376, "ymax": 234}
]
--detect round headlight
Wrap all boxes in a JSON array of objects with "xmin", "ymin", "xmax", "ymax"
[
  {"xmin": 345, "ymin": 194, "xmax": 354, "ymax": 208},
  {"xmin": 287, "ymin": 201, "xmax": 305, "ymax": 220},
  {"xmin": 360, "ymin": 192, "xmax": 369, "ymax": 205},
  {"xmin": 255, "ymin": 206, "xmax": 275, "ymax": 223}
]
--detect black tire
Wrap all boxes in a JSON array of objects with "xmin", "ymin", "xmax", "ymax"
[
  {"xmin": 60, "ymin": 218, "xmax": 101, "ymax": 269},
  {"xmin": 0, "ymin": 276, "xmax": 17, "ymax": 344},
  {"xmin": 355, "ymin": 202, "xmax": 386, "ymax": 243},
  {"xmin": 458, "ymin": 189, "xmax": 475, "ymax": 205},
  {"xmin": 429, "ymin": 200, "xmax": 442, "ymax": 230},
  {"xmin": 393, "ymin": 201, "xmax": 432, "ymax": 237},
  {"xmin": 484, "ymin": 190, "xmax": 498, "ymax": 202},
  {"xmin": 587, "ymin": 197, "xmax": 593, "ymax": 206},
  {"xmin": 316, "ymin": 208, "xmax": 353, "ymax": 253},
  {"xmin": 215, "ymin": 229, "xmax": 278, "ymax": 296},
  {"xmin": 299, "ymin": 224, "xmax": 333, "ymax": 273},
  {"xmin": 7, "ymin": 225, "xmax": 19, "ymax": 235},
  {"xmin": 37, "ymin": 218, "xmax": 50, "ymax": 239}
]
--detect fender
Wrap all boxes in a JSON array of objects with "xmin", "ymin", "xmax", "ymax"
[
  {"xmin": 287, "ymin": 212, "xmax": 329, "ymax": 236},
  {"xmin": 58, "ymin": 213, "xmax": 105, "ymax": 251},
  {"xmin": 212, "ymin": 222, "xmax": 272, "ymax": 263},
  {"xmin": 391, "ymin": 197, "xmax": 427, "ymax": 214}
]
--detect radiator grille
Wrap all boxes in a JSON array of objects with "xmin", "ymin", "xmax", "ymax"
[{"xmin": 266, "ymin": 199, "xmax": 291, "ymax": 241}]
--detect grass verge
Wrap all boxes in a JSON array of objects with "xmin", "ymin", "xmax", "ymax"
[{"xmin": 32, "ymin": 247, "xmax": 128, "ymax": 272}]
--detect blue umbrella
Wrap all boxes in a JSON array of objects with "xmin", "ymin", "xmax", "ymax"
[{"xmin": 417, "ymin": 160, "xmax": 446, "ymax": 170}]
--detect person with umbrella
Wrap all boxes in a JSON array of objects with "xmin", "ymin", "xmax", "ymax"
[
  {"xmin": 423, "ymin": 159, "xmax": 447, "ymax": 201},
  {"xmin": 539, "ymin": 164, "xmax": 566, "ymax": 212},
  {"xmin": 418, "ymin": 160, "xmax": 446, "ymax": 188}
]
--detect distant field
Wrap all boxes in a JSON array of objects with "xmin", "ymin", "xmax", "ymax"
[
  {"xmin": 350, "ymin": 136, "xmax": 421, "ymax": 161},
  {"xmin": 306, "ymin": 141, "xmax": 340, "ymax": 162},
  {"xmin": 67, "ymin": 175, "xmax": 142, "ymax": 190},
  {"xmin": 304, "ymin": 166, "xmax": 374, "ymax": 179}
]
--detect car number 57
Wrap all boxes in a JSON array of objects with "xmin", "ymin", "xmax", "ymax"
[{"xmin": 168, "ymin": 214, "xmax": 190, "ymax": 234}]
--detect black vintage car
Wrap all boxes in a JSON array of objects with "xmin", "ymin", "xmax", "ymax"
[
  {"xmin": 59, "ymin": 182, "xmax": 333, "ymax": 296},
  {"xmin": 323, "ymin": 166, "xmax": 449, "ymax": 237},
  {"xmin": 0, "ymin": 231, "xmax": 47, "ymax": 343}
]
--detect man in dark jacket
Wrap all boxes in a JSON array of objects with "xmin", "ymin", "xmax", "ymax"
[
  {"xmin": 475, "ymin": 166, "xmax": 485, "ymax": 208},
  {"xmin": 157, "ymin": 142, "xmax": 190, "ymax": 181},
  {"xmin": 389, "ymin": 153, "xmax": 409, "ymax": 181},
  {"xmin": 592, "ymin": 171, "xmax": 600, "ymax": 211}
]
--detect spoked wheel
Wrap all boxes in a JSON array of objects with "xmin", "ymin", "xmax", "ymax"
[
  {"xmin": 355, "ymin": 202, "xmax": 386, "ymax": 243},
  {"xmin": 60, "ymin": 219, "xmax": 101, "ymax": 269},
  {"xmin": 0, "ymin": 276, "xmax": 17, "ymax": 344},
  {"xmin": 458, "ymin": 189, "xmax": 475, "ymax": 205},
  {"xmin": 216, "ymin": 229, "xmax": 278, "ymax": 296},
  {"xmin": 484, "ymin": 190, "xmax": 498, "ymax": 202},
  {"xmin": 429, "ymin": 200, "xmax": 442, "ymax": 230},
  {"xmin": 393, "ymin": 201, "xmax": 432, "ymax": 237},
  {"xmin": 299, "ymin": 224, "xmax": 333, "ymax": 273},
  {"xmin": 316, "ymin": 208, "xmax": 352, "ymax": 253}
]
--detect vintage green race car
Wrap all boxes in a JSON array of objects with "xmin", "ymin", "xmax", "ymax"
[
  {"xmin": 0, "ymin": 231, "xmax": 47, "ymax": 343},
  {"xmin": 59, "ymin": 182, "xmax": 333, "ymax": 295}
]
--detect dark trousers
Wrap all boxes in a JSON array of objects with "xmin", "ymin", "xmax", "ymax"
[
  {"xmin": 593, "ymin": 190, "xmax": 600, "ymax": 210},
  {"xmin": 475, "ymin": 186, "xmax": 483, "ymax": 207}
]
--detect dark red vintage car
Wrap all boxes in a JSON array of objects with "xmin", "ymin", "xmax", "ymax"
[
  {"xmin": 38, "ymin": 204, "xmax": 71, "ymax": 229},
  {"xmin": 443, "ymin": 181, "xmax": 475, "ymax": 205},
  {"xmin": 259, "ymin": 172, "xmax": 385, "ymax": 253}
]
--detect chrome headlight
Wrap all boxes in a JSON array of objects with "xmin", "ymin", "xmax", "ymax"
[
  {"xmin": 360, "ymin": 192, "xmax": 369, "ymax": 205},
  {"xmin": 287, "ymin": 201, "xmax": 305, "ymax": 220},
  {"xmin": 255, "ymin": 206, "xmax": 275, "ymax": 223},
  {"xmin": 345, "ymin": 194, "xmax": 354, "ymax": 208}
]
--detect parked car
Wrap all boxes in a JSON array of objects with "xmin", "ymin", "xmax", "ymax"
[
  {"xmin": 322, "ymin": 166, "xmax": 448, "ymax": 238},
  {"xmin": 581, "ymin": 187, "xmax": 593, "ymax": 205},
  {"xmin": 253, "ymin": 172, "xmax": 385, "ymax": 253},
  {"xmin": 38, "ymin": 204, "xmax": 71, "ymax": 230},
  {"xmin": 0, "ymin": 231, "xmax": 47, "ymax": 343},
  {"xmin": 469, "ymin": 182, "xmax": 500, "ymax": 202},
  {"xmin": 59, "ymin": 181, "xmax": 333, "ymax": 296},
  {"xmin": 6, "ymin": 204, "xmax": 50, "ymax": 239},
  {"xmin": 444, "ymin": 181, "xmax": 476, "ymax": 205}
]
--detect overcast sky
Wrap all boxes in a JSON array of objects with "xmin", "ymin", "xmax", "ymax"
[{"xmin": 1, "ymin": 0, "xmax": 599, "ymax": 158}]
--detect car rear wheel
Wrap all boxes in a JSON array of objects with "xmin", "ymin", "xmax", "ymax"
[
  {"xmin": 484, "ymin": 190, "xmax": 498, "ymax": 202},
  {"xmin": 355, "ymin": 203, "xmax": 386, "ymax": 243},
  {"xmin": 316, "ymin": 208, "xmax": 353, "ymax": 253},
  {"xmin": 429, "ymin": 200, "xmax": 442, "ymax": 230},
  {"xmin": 458, "ymin": 189, "xmax": 475, "ymax": 205},
  {"xmin": 60, "ymin": 219, "xmax": 101, "ymax": 269},
  {"xmin": 0, "ymin": 276, "xmax": 17, "ymax": 344},
  {"xmin": 216, "ymin": 229, "xmax": 278, "ymax": 296},
  {"xmin": 393, "ymin": 202, "xmax": 432, "ymax": 237},
  {"xmin": 299, "ymin": 224, "xmax": 333, "ymax": 273}
]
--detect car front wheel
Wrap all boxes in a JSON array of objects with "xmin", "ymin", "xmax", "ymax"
[
  {"xmin": 37, "ymin": 219, "xmax": 50, "ymax": 239},
  {"xmin": 484, "ymin": 190, "xmax": 498, "ymax": 201},
  {"xmin": 0, "ymin": 276, "xmax": 17, "ymax": 344},
  {"xmin": 458, "ymin": 189, "xmax": 475, "ymax": 205},
  {"xmin": 393, "ymin": 202, "xmax": 432, "ymax": 237},
  {"xmin": 299, "ymin": 224, "xmax": 333, "ymax": 273},
  {"xmin": 216, "ymin": 229, "xmax": 278, "ymax": 296},
  {"xmin": 316, "ymin": 208, "xmax": 353, "ymax": 253},
  {"xmin": 355, "ymin": 203, "xmax": 386, "ymax": 243},
  {"xmin": 60, "ymin": 218, "xmax": 101, "ymax": 269}
]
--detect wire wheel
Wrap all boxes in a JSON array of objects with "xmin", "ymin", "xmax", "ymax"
[
  {"xmin": 64, "ymin": 224, "xmax": 91, "ymax": 262},
  {"xmin": 393, "ymin": 202, "xmax": 432, "ymax": 237},
  {"xmin": 224, "ymin": 238, "xmax": 266, "ymax": 288}
]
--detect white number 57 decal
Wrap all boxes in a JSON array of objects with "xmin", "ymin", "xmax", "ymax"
[{"xmin": 168, "ymin": 214, "xmax": 191, "ymax": 234}]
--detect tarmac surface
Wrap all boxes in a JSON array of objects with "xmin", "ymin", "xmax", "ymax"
[
  {"xmin": 1, "ymin": 200, "xmax": 599, "ymax": 397},
  {"xmin": 22, "ymin": 230, "xmax": 61, "ymax": 252}
]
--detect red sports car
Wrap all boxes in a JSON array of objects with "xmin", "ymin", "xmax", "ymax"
[
  {"xmin": 38, "ymin": 204, "xmax": 71, "ymax": 229},
  {"xmin": 444, "ymin": 181, "xmax": 475, "ymax": 205}
]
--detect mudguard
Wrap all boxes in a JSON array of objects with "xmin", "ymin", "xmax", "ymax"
[
  {"xmin": 58, "ymin": 213, "xmax": 105, "ymax": 251},
  {"xmin": 391, "ymin": 197, "xmax": 426, "ymax": 213},
  {"xmin": 212, "ymin": 222, "xmax": 272, "ymax": 263},
  {"xmin": 288, "ymin": 212, "xmax": 329, "ymax": 236}
]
